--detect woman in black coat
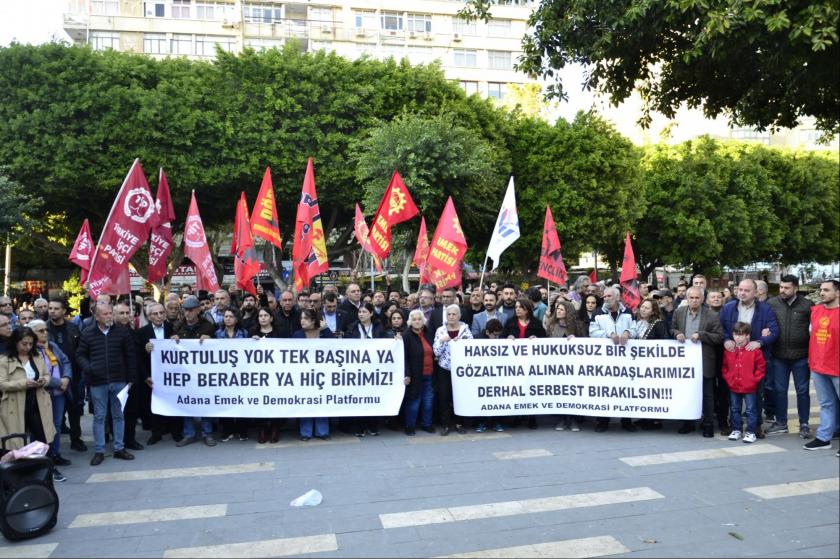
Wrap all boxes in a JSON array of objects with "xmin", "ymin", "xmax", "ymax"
[
  {"xmin": 502, "ymin": 298, "xmax": 546, "ymax": 429},
  {"xmin": 345, "ymin": 303, "xmax": 385, "ymax": 436},
  {"xmin": 402, "ymin": 309, "xmax": 436, "ymax": 436}
]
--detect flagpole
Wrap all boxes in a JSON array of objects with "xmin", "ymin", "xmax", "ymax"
[
  {"xmin": 370, "ymin": 253, "xmax": 375, "ymax": 292},
  {"xmin": 478, "ymin": 255, "xmax": 489, "ymax": 290}
]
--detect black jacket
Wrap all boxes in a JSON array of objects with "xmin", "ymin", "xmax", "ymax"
[
  {"xmin": 320, "ymin": 310, "xmax": 351, "ymax": 337},
  {"xmin": 48, "ymin": 320, "xmax": 81, "ymax": 375},
  {"xmin": 502, "ymin": 317, "xmax": 547, "ymax": 339},
  {"xmin": 403, "ymin": 326, "xmax": 435, "ymax": 399},
  {"xmin": 135, "ymin": 322, "xmax": 173, "ymax": 381},
  {"xmin": 345, "ymin": 320, "xmax": 386, "ymax": 339},
  {"xmin": 76, "ymin": 323, "xmax": 137, "ymax": 386},
  {"xmin": 338, "ymin": 299, "xmax": 362, "ymax": 322},
  {"xmin": 172, "ymin": 317, "xmax": 216, "ymax": 339},
  {"xmin": 767, "ymin": 294, "xmax": 812, "ymax": 361},
  {"xmin": 273, "ymin": 308, "xmax": 301, "ymax": 338}
]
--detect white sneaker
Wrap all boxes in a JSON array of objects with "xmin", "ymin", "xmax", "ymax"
[
  {"xmin": 728, "ymin": 430, "xmax": 741, "ymax": 441},
  {"xmin": 743, "ymin": 432, "xmax": 757, "ymax": 443},
  {"xmin": 555, "ymin": 423, "xmax": 566, "ymax": 431}
]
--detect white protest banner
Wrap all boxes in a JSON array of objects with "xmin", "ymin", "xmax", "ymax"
[
  {"xmin": 450, "ymin": 337, "xmax": 703, "ymax": 420},
  {"xmin": 151, "ymin": 338, "xmax": 404, "ymax": 418}
]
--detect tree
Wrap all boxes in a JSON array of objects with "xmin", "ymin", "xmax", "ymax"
[
  {"xmin": 350, "ymin": 110, "xmax": 505, "ymax": 268},
  {"xmin": 461, "ymin": 0, "xmax": 839, "ymax": 134},
  {"xmin": 0, "ymin": 171, "xmax": 43, "ymax": 242},
  {"xmin": 507, "ymin": 112, "xmax": 645, "ymax": 277}
]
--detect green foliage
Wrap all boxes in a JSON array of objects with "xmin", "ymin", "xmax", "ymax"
[
  {"xmin": 0, "ymin": 170, "xmax": 44, "ymax": 243},
  {"xmin": 508, "ymin": 112, "xmax": 645, "ymax": 275},
  {"xmin": 351, "ymin": 110, "xmax": 505, "ymax": 260},
  {"xmin": 61, "ymin": 272, "xmax": 86, "ymax": 315},
  {"xmin": 461, "ymin": 0, "xmax": 839, "ymax": 134}
]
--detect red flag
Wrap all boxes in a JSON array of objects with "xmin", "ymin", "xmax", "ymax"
[
  {"xmin": 412, "ymin": 216, "xmax": 431, "ymax": 284},
  {"xmin": 250, "ymin": 167, "xmax": 283, "ymax": 249},
  {"xmin": 537, "ymin": 206, "xmax": 568, "ymax": 285},
  {"xmin": 354, "ymin": 203, "xmax": 382, "ymax": 272},
  {"xmin": 183, "ymin": 191, "xmax": 220, "ymax": 293},
  {"xmin": 87, "ymin": 159, "xmax": 156, "ymax": 298},
  {"xmin": 368, "ymin": 171, "xmax": 419, "ymax": 259},
  {"xmin": 426, "ymin": 197, "xmax": 467, "ymax": 290},
  {"xmin": 234, "ymin": 192, "xmax": 260, "ymax": 296},
  {"xmin": 620, "ymin": 231, "xmax": 641, "ymax": 311},
  {"xmin": 292, "ymin": 158, "xmax": 329, "ymax": 290},
  {"xmin": 69, "ymin": 219, "xmax": 94, "ymax": 284},
  {"xmin": 148, "ymin": 169, "xmax": 176, "ymax": 283},
  {"xmin": 589, "ymin": 269, "xmax": 597, "ymax": 283}
]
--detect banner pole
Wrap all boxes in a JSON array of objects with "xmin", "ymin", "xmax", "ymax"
[{"xmin": 478, "ymin": 255, "xmax": 489, "ymax": 290}]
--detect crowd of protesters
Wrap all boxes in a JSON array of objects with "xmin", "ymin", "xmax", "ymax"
[{"xmin": 1, "ymin": 273, "xmax": 838, "ymax": 483}]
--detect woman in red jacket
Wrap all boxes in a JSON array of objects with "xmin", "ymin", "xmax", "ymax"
[{"xmin": 723, "ymin": 322, "xmax": 766, "ymax": 443}]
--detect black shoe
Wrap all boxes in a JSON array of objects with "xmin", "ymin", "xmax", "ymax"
[
  {"xmin": 594, "ymin": 422, "xmax": 608, "ymax": 433},
  {"xmin": 90, "ymin": 453, "xmax": 105, "ymax": 466},
  {"xmin": 456, "ymin": 425, "xmax": 467, "ymax": 434},
  {"xmin": 367, "ymin": 429, "xmax": 380, "ymax": 436},
  {"xmin": 70, "ymin": 439, "xmax": 88, "ymax": 452},
  {"xmin": 621, "ymin": 419, "xmax": 638, "ymax": 432},
  {"xmin": 172, "ymin": 433, "xmax": 183, "ymax": 443},
  {"xmin": 316, "ymin": 435, "xmax": 330, "ymax": 441},
  {"xmin": 125, "ymin": 441, "xmax": 144, "ymax": 451},
  {"xmin": 405, "ymin": 428, "xmax": 416, "ymax": 436},
  {"xmin": 52, "ymin": 455, "xmax": 72, "ymax": 466},
  {"xmin": 147, "ymin": 434, "xmax": 162, "ymax": 445},
  {"xmin": 440, "ymin": 427, "xmax": 450, "ymax": 436},
  {"xmin": 60, "ymin": 424, "xmax": 71, "ymax": 435},
  {"xmin": 422, "ymin": 426, "xmax": 435, "ymax": 434},
  {"xmin": 678, "ymin": 422, "xmax": 696, "ymax": 434},
  {"xmin": 702, "ymin": 425, "xmax": 715, "ymax": 438},
  {"xmin": 527, "ymin": 417, "xmax": 538, "ymax": 430},
  {"xmin": 53, "ymin": 469, "xmax": 67, "ymax": 483},
  {"xmin": 300, "ymin": 436, "xmax": 311, "ymax": 441},
  {"xmin": 113, "ymin": 449, "xmax": 135, "ymax": 461}
]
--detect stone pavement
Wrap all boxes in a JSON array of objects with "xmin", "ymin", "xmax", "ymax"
[{"xmin": 1, "ymin": 385, "xmax": 837, "ymax": 558}]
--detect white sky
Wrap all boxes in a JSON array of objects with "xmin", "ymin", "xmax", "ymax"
[{"xmin": 0, "ymin": 0, "xmax": 70, "ymax": 46}]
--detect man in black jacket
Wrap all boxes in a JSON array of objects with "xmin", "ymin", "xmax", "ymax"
[
  {"xmin": 320, "ymin": 293, "xmax": 350, "ymax": 337},
  {"xmin": 135, "ymin": 303, "xmax": 178, "ymax": 446},
  {"xmin": 76, "ymin": 303, "xmax": 137, "ymax": 465},
  {"xmin": 766, "ymin": 274, "xmax": 813, "ymax": 438},
  {"xmin": 338, "ymin": 283, "xmax": 363, "ymax": 321},
  {"xmin": 47, "ymin": 298, "xmax": 87, "ymax": 452},
  {"xmin": 274, "ymin": 290, "xmax": 301, "ymax": 337}
]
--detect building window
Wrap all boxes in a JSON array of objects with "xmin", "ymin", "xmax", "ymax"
[
  {"xmin": 245, "ymin": 38, "xmax": 284, "ymax": 51},
  {"xmin": 143, "ymin": 33, "xmax": 169, "ymax": 54},
  {"xmin": 453, "ymin": 49, "xmax": 477, "ymax": 67},
  {"xmin": 171, "ymin": 34, "xmax": 193, "ymax": 55},
  {"xmin": 309, "ymin": 7, "xmax": 332, "ymax": 25},
  {"xmin": 353, "ymin": 11, "xmax": 376, "ymax": 31},
  {"xmin": 487, "ymin": 19, "xmax": 511, "ymax": 36},
  {"xmin": 459, "ymin": 81, "xmax": 479, "ymax": 96},
  {"xmin": 488, "ymin": 82, "xmax": 507, "ymax": 100},
  {"xmin": 488, "ymin": 50, "xmax": 512, "ymax": 70},
  {"xmin": 407, "ymin": 14, "xmax": 432, "ymax": 33},
  {"xmin": 145, "ymin": 2, "xmax": 165, "ymax": 17},
  {"xmin": 90, "ymin": 31, "xmax": 119, "ymax": 51},
  {"xmin": 172, "ymin": 0, "xmax": 191, "ymax": 19},
  {"xmin": 195, "ymin": 2, "xmax": 230, "ymax": 21},
  {"xmin": 91, "ymin": 1, "xmax": 119, "ymax": 15},
  {"xmin": 452, "ymin": 19, "xmax": 477, "ymax": 36},
  {"xmin": 243, "ymin": 3, "xmax": 283, "ymax": 23},
  {"xmin": 408, "ymin": 46, "xmax": 435, "ymax": 65},
  {"xmin": 196, "ymin": 35, "xmax": 234, "ymax": 56},
  {"xmin": 381, "ymin": 11, "xmax": 403, "ymax": 31}
]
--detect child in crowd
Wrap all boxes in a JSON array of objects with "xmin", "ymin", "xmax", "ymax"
[{"xmin": 723, "ymin": 321, "xmax": 766, "ymax": 443}]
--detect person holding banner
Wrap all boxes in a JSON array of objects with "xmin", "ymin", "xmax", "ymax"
[
  {"xmin": 590, "ymin": 287, "xmax": 637, "ymax": 433},
  {"xmin": 137, "ymin": 303, "xmax": 180, "ymax": 446},
  {"xmin": 503, "ymin": 298, "xmax": 547, "ymax": 429},
  {"xmin": 347, "ymin": 303, "xmax": 386, "ymax": 436},
  {"xmin": 215, "ymin": 308, "xmax": 250, "ymax": 443},
  {"xmin": 293, "ymin": 309, "xmax": 333, "ymax": 441},
  {"xmin": 630, "ymin": 299, "xmax": 671, "ymax": 432},
  {"xmin": 545, "ymin": 299, "xmax": 582, "ymax": 432},
  {"xmin": 251, "ymin": 307, "xmax": 284, "ymax": 444},
  {"xmin": 433, "ymin": 304, "xmax": 474, "ymax": 436},
  {"xmin": 402, "ymin": 309, "xmax": 436, "ymax": 436},
  {"xmin": 577, "ymin": 294, "xmax": 603, "ymax": 336},
  {"xmin": 473, "ymin": 318, "xmax": 506, "ymax": 434}
]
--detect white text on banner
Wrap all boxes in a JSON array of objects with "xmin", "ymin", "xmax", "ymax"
[
  {"xmin": 450, "ymin": 338, "xmax": 702, "ymax": 420},
  {"xmin": 151, "ymin": 339, "xmax": 404, "ymax": 418}
]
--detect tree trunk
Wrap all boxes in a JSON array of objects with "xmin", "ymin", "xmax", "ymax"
[{"xmin": 402, "ymin": 253, "xmax": 412, "ymax": 293}]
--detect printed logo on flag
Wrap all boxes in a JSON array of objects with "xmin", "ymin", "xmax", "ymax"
[
  {"xmin": 124, "ymin": 188, "xmax": 155, "ymax": 223},
  {"xmin": 184, "ymin": 215, "xmax": 205, "ymax": 248},
  {"xmin": 387, "ymin": 187, "xmax": 408, "ymax": 216},
  {"xmin": 75, "ymin": 235, "xmax": 91, "ymax": 260},
  {"xmin": 497, "ymin": 208, "xmax": 518, "ymax": 238}
]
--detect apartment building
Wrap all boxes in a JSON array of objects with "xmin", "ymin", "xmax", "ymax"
[{"xmin": 63, "ymin": 0, "xmax": 537, "ymax": 101}]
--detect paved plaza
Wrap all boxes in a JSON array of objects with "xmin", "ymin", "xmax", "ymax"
[{"xmin": 1, "ymin": 385, "xmax": 838, "ymax": 558}]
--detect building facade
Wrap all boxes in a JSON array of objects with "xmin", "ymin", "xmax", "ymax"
[{"xmin": 63, "ymin": 0, "xmax": 537, "ymax": 101}]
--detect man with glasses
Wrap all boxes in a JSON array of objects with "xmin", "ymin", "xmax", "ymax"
[{"xmin": 0, "ymin": 296, "xmax": 17, "ymax": 329}]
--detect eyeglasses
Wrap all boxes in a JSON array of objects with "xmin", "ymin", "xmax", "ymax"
[
  {"xmin": 32, "ymin": 329, "xmax": 47, "ymax": 334},
  {"xmin": 0, "ymin": 302, "xmax": 11, "ymax": 306}
]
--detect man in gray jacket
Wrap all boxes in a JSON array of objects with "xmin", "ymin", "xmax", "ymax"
[
  {"xmin": 672, "ymin": 287, "xmax": 723, "ymax": 437},
  {"xmin": 765, "ymin": 274, "xmax": 812, "ymax": 438}
]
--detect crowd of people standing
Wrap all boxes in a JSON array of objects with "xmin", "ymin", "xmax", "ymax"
[{"xmin": 1, "ymin": 273, "xmax": 838, "ymax": 484}]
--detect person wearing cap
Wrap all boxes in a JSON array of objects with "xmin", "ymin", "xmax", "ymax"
[
  {"xmin": 653, "ymin": 289, "xmax": 675, "ymax": 332},
  {"xmin": 171, "ymin": 295, "xmax": 218, "ymax": 447}
]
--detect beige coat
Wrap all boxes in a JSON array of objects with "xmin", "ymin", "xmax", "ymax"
[{"xmin": 0, "ymin": 355, "xmax": 56, "ymax": 451}]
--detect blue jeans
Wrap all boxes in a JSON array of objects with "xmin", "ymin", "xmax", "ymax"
[
  {"xmin": 404, "ymin": 377, "xmax": 434, "ymax": 429},
  {"xmin": 50, "ymin": 392, "xmax": 65, "ymax": 457},
  {"xmin": 768, "ymin": 357, "xmax": 810, "ymax": 426},
  {"xmin": 813, "ymin": 372, "xmax": 840, "ymax": 442},
  {"xmin": 730, "ymin": 392, "xmax": 759, "ymax": 434},
  {"xmin": 183, "ymin": 417, "xmax": 213, "ymax": 438},
  {"xmin": 91, "ymin": 382, "xmax": 126, "ymax": 453},
  {"xmin": 299, "ymin": 418, "xmax": 329, "ymax": 438}
]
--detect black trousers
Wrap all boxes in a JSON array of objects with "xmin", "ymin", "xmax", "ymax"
[{"xmin": 436, "ymin": 368, "xmax": 460, "ymax": 427}]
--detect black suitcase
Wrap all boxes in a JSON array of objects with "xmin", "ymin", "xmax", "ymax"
[{"xmin": 0, "ymin": 434, "xmax": 59, "ymax": 541}]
